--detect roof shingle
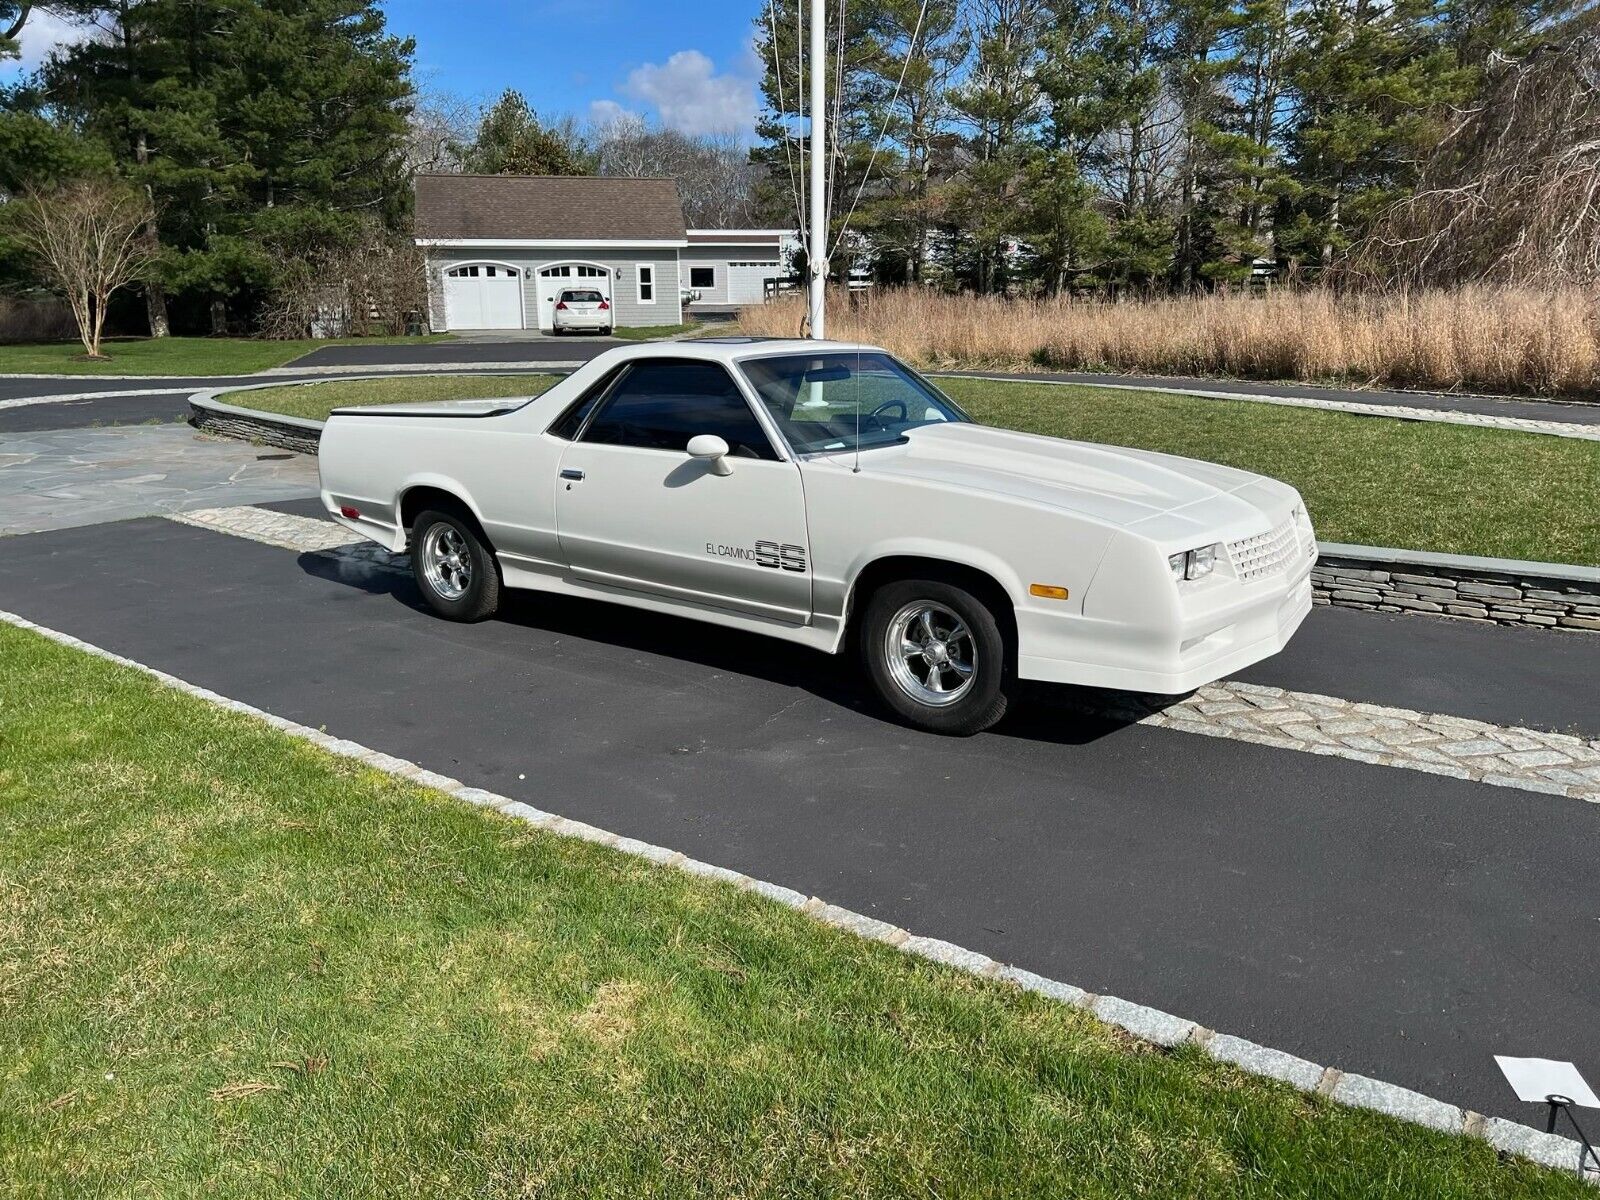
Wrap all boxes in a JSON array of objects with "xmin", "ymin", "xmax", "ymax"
[{"xmin": 414, "ymin": 174, "xmax": 687, "ymax": 242}]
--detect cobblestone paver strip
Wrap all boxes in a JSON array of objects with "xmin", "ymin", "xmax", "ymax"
[
  {"xmin": 169, "ymin": 505, "xmax": 364, "ymax": 552},
  {"xmin": 174, "ymin": 504, "xmax": 1600, "ymax": 805},
  {"xmin": 1099, "ymin": 683, "xmax": 1600, "ymax": 803}
]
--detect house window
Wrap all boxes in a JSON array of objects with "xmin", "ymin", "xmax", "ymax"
[
  {"xmin": 637, "ymin": 263, "xmax": 655, "ymax": 304},
  {"xmin": 689, "ymin": 266, "xmax": 715, "ymax": 289}
]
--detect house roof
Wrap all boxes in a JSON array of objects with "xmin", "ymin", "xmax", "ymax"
[
  {"xmin": 414, "ymin": 174, "xmax": 688, "ymax": 243},
  {"xmin": 685, "ymin": 229, "xmax": 791, "ymax": 246}
]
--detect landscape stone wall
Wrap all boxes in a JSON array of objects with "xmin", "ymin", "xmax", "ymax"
[
  {"xmin": 189, "ymin": 401, "xmax": 321, "ymax": 456},
  {"xmin": 1312, "ymin": 552, "xmax": 1600, "ymax": 631}
]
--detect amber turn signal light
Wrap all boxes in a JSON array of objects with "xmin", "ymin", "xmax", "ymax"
[{"xmin": 1029, "ymin": 583, "xmax": 1069, "ymax": 600}]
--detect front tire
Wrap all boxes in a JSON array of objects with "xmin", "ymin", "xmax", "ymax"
[
  {"xmin": 860, "ymin": 579, "xmax": 1010, "ymax": 735},
  {"xmin": 411, "ymin": 509, "xmax": 500, "ymax": 622}
]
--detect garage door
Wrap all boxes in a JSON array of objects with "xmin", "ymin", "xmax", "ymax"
[
  {"xmin": 537, "ymin": 264, "xmax": 612, "ymax": 331},
  {"xmin": 727, "ymin": 261, "xmax": 782, "ymax": 305},
  {"xmin": 443, "ymin": 264, "xmax": 523, "ymax": 330}
]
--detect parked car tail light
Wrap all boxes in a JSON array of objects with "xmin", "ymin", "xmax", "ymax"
[
  {"xmin": 598, "ymin": 299, "xmax": 609, "ymax": 310},
  {"xmin": 555, "ymin": 300, "xmax": 568, "ymax": 310}
]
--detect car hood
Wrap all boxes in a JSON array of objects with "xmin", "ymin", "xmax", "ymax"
[{"xmin": 837, "ymin": 422, "xmax": 1297, "ymax": 536}]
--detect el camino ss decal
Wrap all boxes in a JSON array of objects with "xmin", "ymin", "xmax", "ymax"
[{"xmin": 707, "ymin": 541, "xmax": 807, "ymax": 572}]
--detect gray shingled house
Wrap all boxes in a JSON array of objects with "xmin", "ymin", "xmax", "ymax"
[{"xmin": 414, "ymin": 174, "xmax": 792, "ymax": 333}]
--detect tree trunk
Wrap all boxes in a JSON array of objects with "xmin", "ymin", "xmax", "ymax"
[
  {"xmin": 210, "ymin": 298, "xmax": 228, "ymax": 336},
  {"xmin": 144, "ymin": 277, "xmax": 170, "ymax": 337},
  {"xmin": 127, "ymin": 9, "xmax": 170, "ymax": 340}
]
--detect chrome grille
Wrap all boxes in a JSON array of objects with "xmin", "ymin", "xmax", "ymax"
[{"xmin": 1228, "ymin": 519, "xmax": 1299, "ymax": 582}]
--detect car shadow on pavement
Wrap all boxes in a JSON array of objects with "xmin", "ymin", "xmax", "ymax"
[{"xmin": 296, "ymin": 547, "xmax": 1157, "ymax": 746}]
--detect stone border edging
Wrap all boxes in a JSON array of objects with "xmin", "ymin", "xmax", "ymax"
[
  {"xmin": 189, "ymin": 388, "xmax": 327, "ymax": 455},
  {"xmin": 0, "ymin": 604, "xmax": 1592, "ymax": 1183},
  {"xmin": 1313, "ymin": 544, "xmax": 1600, "ymax": 631},
  {"xmin": 933, "ymin": 372, "xmax": 1600, "ymax": 441}
]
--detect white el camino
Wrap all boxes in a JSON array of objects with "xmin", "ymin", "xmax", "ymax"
[{"xmin": 319, "ymin": 338, "xmax": 1316, "ymax": 734}]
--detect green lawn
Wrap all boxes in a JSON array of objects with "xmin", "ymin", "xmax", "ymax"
[
  {"xmin": 940, "ymin": 379, "xmax": 1600, "ymax": 566},
  {"xmin": 611, "ymin": 322, "xmax": 699, "ymax": 340},
  {"xmin": 0, "ymin": 335, "xmax": 451, "ymax": 376},
  {"xmin": 0, "ymin": 621, "xmax": 1583, "ymax": 1198},
  {"xmin": 230, "ymin": 374, "xmax": 560, "ymax": 423}
]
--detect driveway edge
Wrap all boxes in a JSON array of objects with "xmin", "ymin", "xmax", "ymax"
[{"xmin": 1, "ymin": 605, "xmax": 1593, "ymax": 1183}]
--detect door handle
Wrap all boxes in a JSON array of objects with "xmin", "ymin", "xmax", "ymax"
[{"xmin": 560, "ymin": 468, "xmax": 585, "ymax": 481}]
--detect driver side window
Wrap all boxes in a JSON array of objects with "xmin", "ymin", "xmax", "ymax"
[{"xmin": 581, "ymin": 361, "xmax": 778, "ymax": 460}]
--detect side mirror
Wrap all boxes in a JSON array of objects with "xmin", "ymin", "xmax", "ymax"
[{"xmin": 686, "ymin": 433, "xmax": 733, "ymax": 476}]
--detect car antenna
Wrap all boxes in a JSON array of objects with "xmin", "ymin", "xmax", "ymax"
[{"xmin": 852, "ymin": 341, "xmax": 862, "ymax": 474}]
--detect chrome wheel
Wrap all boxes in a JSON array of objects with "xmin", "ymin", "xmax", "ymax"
[
  {"xmin": 421, "ymin": 522, "xmax": 472, "ymax": 601},
  {"xmin": 884, "ymin": 600, "xmax": 977, "ymax": 708}
]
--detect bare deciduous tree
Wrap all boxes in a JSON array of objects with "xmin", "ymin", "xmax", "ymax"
[
  {"xmin": 1355, "ymin": 17, "xmax": 1600, "ymax": 289},
  {"xmin": 593, "ymin": 113, "xmax": 762, "ymax": 227},
  {"xmin": 403, "ymin": 87, "xmax": 480, "ymax": 176},
  {"xmin": 259, "ymin": 223, "xmax": 428, "ymax": 340},
  {"xmin": 13, "ymin": 178, "xmax": 156, "ymax": 358}
]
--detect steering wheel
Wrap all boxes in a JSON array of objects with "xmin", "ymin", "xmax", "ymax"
[{"xmin": 867, "ymin": 398, "xmax": 909, "ymax": 426}]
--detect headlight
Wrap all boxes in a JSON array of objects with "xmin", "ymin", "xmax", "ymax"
[{"xmin": 1168, "ymin": 543, "xmax": 1220, "ymax": 582}]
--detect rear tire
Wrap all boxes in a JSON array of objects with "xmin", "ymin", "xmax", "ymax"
[
  {"xmin": 410, "ymin": 508, "xmax": 500, "ymax": 622},
  {"xmin": 860, "ymin": 579, "xmax": 1010, "ymax": 735}
]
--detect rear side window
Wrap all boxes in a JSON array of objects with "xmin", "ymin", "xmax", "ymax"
[
  {"xmin": 548, "ymin": 366, "xmax": 625, "ymax": 440},
  {"xmin": 580, "ymin": 360, "xmax": 777, "ymax": 460}
]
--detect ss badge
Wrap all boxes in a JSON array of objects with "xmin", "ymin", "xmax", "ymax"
[{"xmin": 754, "ymin": 540, "xmax": 807, "ymax": 572}]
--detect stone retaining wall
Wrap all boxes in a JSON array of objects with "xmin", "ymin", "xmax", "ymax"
[
  {"xmin": 189, "ymin": 399, "xmax": 321, "ymax": 456},
  {"xmin": 1313, "ymin": 550, "xmax": 1600, "ymax": 631}
]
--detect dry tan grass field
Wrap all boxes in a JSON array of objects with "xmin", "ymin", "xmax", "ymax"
[{"xmin": 737, "ymin": 285, "xmax": 1600, "ymax": 397}]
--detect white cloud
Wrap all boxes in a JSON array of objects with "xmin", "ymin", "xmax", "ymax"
[
  {"xmin": 587, "ymin": 98, "xmax": 642, "ymax": 130},
  {"xmin": 617, "ymin": 50, "xmax": 758, "ymax": 138},
  {"xmin": 0, "ymin": 8, "xmax": 99, "ymax": 77}
]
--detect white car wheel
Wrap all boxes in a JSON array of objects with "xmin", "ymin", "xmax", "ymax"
[
  {"xmin": 862, "ymin": 579, "xmax": 1010, "ymax": 735},
  {"xmin": 410, "ymin": 509, "xmax": 500, "ymax": 622},
  {"xmin": 884, "ymin": 600, "xmax": 978, "ymax": 707}
]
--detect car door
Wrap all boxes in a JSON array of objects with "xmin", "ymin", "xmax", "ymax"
[{"xmin": 553, "ymin": 359, "xmax": 812, "ymax": 623}]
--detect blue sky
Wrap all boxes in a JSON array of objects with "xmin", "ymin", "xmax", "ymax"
[
  {"xmin": 3, "ymin": 0, "xmax": 768, "ymax": 140},
  {"xmin": 388, "ymin": 0, "xmax": 765, "ymax": 138}
]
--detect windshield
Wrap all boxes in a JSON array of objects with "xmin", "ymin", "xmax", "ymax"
[{"xmin": 738, "ymin": 351, "xmax": 969, "ymax": 455}]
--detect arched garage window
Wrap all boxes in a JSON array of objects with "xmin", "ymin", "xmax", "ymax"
[{"xmin": 446, "ymin": 265, "xmax": 521, "ymax": 279}]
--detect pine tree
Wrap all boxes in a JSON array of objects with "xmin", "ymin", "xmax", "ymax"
[
  {"xmin": 855, "ymin": 0, "xmax": 967, "ymax": 282},
  {"xmin": 32, "ymin": 0, "xmax": 414, "ymax": 333},
  {"xmin": 463, "ymin": 90, "xmax": 592, "ymax": 176},
  {"xmin": 752, "ymin": 0, "xmax": 891, "ymax": 275},
  {"xmin": 1280, "ymin": 0, "xmax": 1470, "ymax": 269},
  {"xmin": 949, "ymin": 0, "xmax": 1047, "ymax": 291}
]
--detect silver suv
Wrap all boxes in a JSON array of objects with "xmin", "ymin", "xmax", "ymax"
[{"xmin": 552, "ymin": 288, "xmax": 612, "ymax": 336}]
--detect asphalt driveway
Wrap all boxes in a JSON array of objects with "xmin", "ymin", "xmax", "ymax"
[{"xmin": 0, "ymin": 508, "xmax": 1594, "ymax": 1129}]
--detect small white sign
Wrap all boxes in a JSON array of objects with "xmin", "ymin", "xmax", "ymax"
[{"xmin": 1495, "ymin": 1057, "xmax": 1600, "ymax": 1108}]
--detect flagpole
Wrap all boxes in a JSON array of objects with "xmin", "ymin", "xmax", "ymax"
[{"xmin": 807, "ymin": 0, "xmax": 827, "ymax": 340}]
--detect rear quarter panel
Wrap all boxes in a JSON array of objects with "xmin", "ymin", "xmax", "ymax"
[{"xmin": 318, "ymin": 413, "xmax": 563, "ymax": 563}]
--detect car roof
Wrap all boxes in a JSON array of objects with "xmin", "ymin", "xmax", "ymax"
[{"xmin": 591, "ymin": 337, "xmax": 888, "ymax": 366}]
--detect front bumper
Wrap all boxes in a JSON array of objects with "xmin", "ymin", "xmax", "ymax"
[{"xmin": 1018, "ymin": 560, "xmax": 1314, "ymax": 693}]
